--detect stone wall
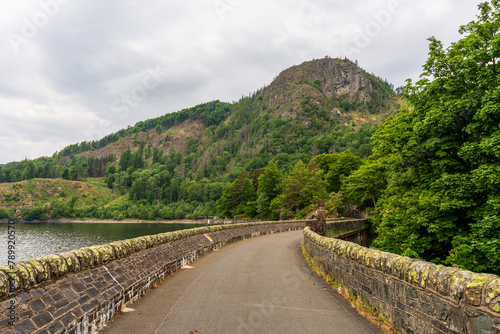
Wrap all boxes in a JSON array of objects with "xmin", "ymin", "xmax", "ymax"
[
  {"xmin": 303, "ymin": 227, "xmax": 500, "ymax": 334},
  {"xmin": 326, "ymin": 219, "xmax": 367, "ymax": 233},
  {"xmin": 326, "ymin": 219, "xmax": 369, "ymax": 246},
  {"xmin": 0, "ymin": 221, "xmax": 305, "ymax": 334}
]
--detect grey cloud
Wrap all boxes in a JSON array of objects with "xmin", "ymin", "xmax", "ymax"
[{"xmin": 0, "ymin": 0, "xmax": 483, "ymax": 163}]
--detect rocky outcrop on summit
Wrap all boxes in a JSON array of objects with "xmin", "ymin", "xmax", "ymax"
[
  {"xmin": 264, "ymin": 57, "xmax": 395, "ymax": 118},
  {"xmin": 311, "ymin": 58, "xmax": 374, "ymax": 102}
]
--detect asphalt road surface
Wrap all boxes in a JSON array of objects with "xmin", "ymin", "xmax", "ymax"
[{"xmin": 100, "ymin": 230, "xmax": 382, "ymax": 334}]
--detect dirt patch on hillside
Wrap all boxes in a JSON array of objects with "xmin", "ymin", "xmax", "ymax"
[{"xmin": 79, "ymin": 118, "xmax": 206, "ymax": 161}]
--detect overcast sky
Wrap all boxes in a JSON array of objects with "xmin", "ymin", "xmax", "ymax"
[{"xmin": 0, "ymin": 0, "xmax": 482, "ymax": 164}]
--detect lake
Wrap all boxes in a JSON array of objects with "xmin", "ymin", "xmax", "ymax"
[{"xmin": 1, "ymin": 222, "xmax": 202, "ymax": 266}]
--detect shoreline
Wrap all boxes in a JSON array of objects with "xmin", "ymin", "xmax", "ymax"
[{"xmin": 0, "ymin": 218, "xmax": 205, "ymax": 225}]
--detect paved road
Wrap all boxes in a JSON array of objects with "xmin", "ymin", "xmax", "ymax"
[{"xmin": 100, "ymin": 230, "xmax": 382, "ymax": 334}]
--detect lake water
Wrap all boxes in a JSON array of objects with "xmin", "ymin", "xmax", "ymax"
[{"xmin": 1, "ymin": 222, "xmax": 202, "ymax": 266}]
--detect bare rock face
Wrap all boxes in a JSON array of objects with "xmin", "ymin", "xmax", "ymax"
[
  {"xmin": 263, "ymin": 57, "xmax": 388, "ymax": 118},
  {"xmin": 311, "ymin": 58, "xmax": 373, "ymax": 103}
]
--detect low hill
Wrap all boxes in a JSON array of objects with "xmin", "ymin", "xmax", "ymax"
[{"xmin": 0, "ymin": 179, "xmax": 119, "ymax": 220}]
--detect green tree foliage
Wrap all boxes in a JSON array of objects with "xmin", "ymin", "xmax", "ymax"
[
  {"xmin": 256, "ymin": 162, "xmax": 284, "ymax": 218},
  {"xmin": 216, "ymin": 170, "xmax": 256, "ymax": 218},
  {"xmin": 105, "ymin": 163, "xmax": 117, "ymax": 189},
  {"xmin": 1, "ymin": 57, "xmax": 396, "ymax": 223},
  {"xmin": 152, "ymin": 147, "xmax": 163, "ymax": 165},
  {"xmin": 312, "ymin": 152, "xmax": 363, "ymax": 192},
  {"xmin": 373, "ymin": 1, "xmax": 500, "ymax": 274},
  {"xmin": 278, "ymin": 161, "xmax": 328, "ymax": 218},
  {"xmin": 341, "ymin": 159, "xmax": 387, "ymax": 208},
  {"xmin": 119, "ymin": 149, "xmax": 132, "ymax": 171}
]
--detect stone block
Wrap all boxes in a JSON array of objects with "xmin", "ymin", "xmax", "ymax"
[
  {"xmin": 107, "ymin": 241, "xmax": 124, "ymax": 259},
  {"xmin": 94, "ymin": 245, "xmax": 115, "ymax": 263},
  {"xmin": 0, "ymin": 271, "xmax": 9, "ymax": 299},
  {"xmin": 12, "ymin": 318, "xmax": 37, "ymax": 334},
  {"xmin": 450, "ymin": 270, "xmax": 473, "ymax": 303},
  {"xmin": 59, "ymin": 252, "xmax": 80, "ymax": 273},
  {"xmin": 131, "ymin": 237, "xmax": 147, "ymax": 252},
  {"xmin": 405, "ymin": 261, "xmax": 436, "ymax": 289},
  {"xmin": 347, "ymin": 244, "xmax": 363, "ymax": 262},
  {"xmin": 449, "ymin": 306, "xmax": 467, "ymax": 333},
  {"xmin": 485, "ymin": 278, "xmax": 500, "ymax": 313},
  {"xmin": 32, "ymin": 311, "xmax": 53, "ymax": 328},
  {"xmin": 120, "ymin": 240, "xmax": 134, "ymax": 255},
  {"xmin": 17, "ymin": 263, "xmax": 38, "ymax": 289},
  {"xmin": 364, "ymin": 249, "xmax": 385, "ymax": 271},
  {"xmin": 431, "ymin": 266, "xmax": 460, "ymax": 297},
  {"xmin": 141, "ymin": 236, "xmax": 155, "ymax": 248},
  {"xmin": 466, "ymin": 308, "xmax": 495, "ymax": 334},
  {"xmin": 0, "ymin": 265, "xmax": 26, "ymax": 291},
  {"xmin": 465, "ymin": 273, "xmax": 497, "ymax": 307},
  {"xmin": 433, "ymin": 299, "xmax": 450, "ymax": 323},
  {"xmin": 386, "ymin": 255, "xmax": 415, "ymax": 280},
  {"xmin": 355, "ymin": 246, "xmax": 368, "ymax": 265},
  {"xmin": 28, "ymin": 258, "xmax": 50, "ymax": 283},
  {"xmin": 45, "ymin": 255, "xmax": 69, "ymax": 279},
  {"xmin": 69, "ymin": 249, "xmax": 94, "ymax": 269},
  {"xmin": 394, "ymin": 281, "xmax": 408, "ymax": 304}
]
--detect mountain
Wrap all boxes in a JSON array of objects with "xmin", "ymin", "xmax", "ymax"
[
  {"xmin": 0, "ymin": 58, "xmax": 402, "ymax": 221},
  {"xmin": 264, "ymin": 57, "xmax": 395, "ymax": 118},
  {"xmin": 63, "ymin": 57, "xmax": 399, "ymax": 165}
]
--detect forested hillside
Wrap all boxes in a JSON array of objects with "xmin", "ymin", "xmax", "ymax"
[
  {"xmin": 2, "ymin": 0, "xmax": 499, "ymax": 276},
  {"xmin": 0, "ymin": 58, "xmax": 400, "ymax": 221},
  {"xmin": 342, "ymin": 0, "xmax": 500, "ymax": 275}
]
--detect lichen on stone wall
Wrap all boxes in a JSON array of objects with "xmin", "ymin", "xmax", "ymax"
[
  {"xmin": 303, "ymin": 227, "xmax": 500, "ymax": 334},
  {"xmin": 59, "ymin": 251, "xmax": 80, "ymax": 273},
  {"xmin": 70, "ymin": 248, "xmax": 94, "ymax": 269},
  {"xmin": 0, "ymin": 220, "xmax": 304, "ymax": 298},
  {"xmin": 405, "ymin": 261, "xmax": 435, "ymax": 289},
  {"xmin": 486, "ymin": 278, "xmax": 500, "ymax": 313},
  {"xmin": 45, "ymin": 254, "xmax": 69, "ymax": 279},
  {"xmin": 449, "ymin": 270, "xmax": 473, "ymax": 303},
  {"xmin": 28, "ymin": 258, "xmax": 49, "ymax": 283},
  {"xmin": 466, "ymin": 273, "xmax": 497, "ymax": 307},
  {"xmin": 0, "ymin": 271, "xmax": 8, "ymax": 298}
]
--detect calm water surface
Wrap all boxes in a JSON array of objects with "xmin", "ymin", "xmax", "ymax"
[{"xmin": 1, "ymin": 222, "xmax": 201, "ymax": 265}]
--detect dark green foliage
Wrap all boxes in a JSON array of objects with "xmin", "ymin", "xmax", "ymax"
[
  {"xmin": 256, "ymin": 163, "xmax": 284, "ymax": 218},
  {"xmin": 1, "ymin": 58, "xmax": 397, "ymax": 224},
  {"xmin": 371, "ymin": 1, "xmax": 500, "ymax": 275},
  {"xmin": 277, "ymin": 161, "xmax": 328, "ymax": 218},
  {"xmin": 312, "ymin": 152, "xmax": 363, "ymax": 192},
  {"xmin": 312, "ymin": 79, "xmax": 322, "ymax": 91},
  {"xmin": 23, "ymin": 207, "xmax": 47, "ymax": 221},
  {"xmin": 0, "ymin": 208, "xmax": 11, "ymax": 220},
  {"xmin": 339, "ymin": 99, "xmax": 351, "ymax": 112},
  {"xmin": 216, "ymin": 170, "xmax": 256, "ymax": 218}
]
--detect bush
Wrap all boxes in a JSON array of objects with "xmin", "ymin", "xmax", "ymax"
[
  {"xmin": 0, "ymin": 208, "xmax": 11, "ymax": 220},
  {"xmin": 23, "ymin": 207, "xmax": 47, "ymax": 221}
]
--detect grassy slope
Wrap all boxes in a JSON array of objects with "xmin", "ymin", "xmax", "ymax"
[{"xmin": 0, "ymin": 178, "xmax": 118, "ymax": 212}]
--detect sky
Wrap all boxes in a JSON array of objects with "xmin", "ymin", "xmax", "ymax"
[{"xmin": 0, "ymin": 0, "xmax": 482, "ymax": 164}]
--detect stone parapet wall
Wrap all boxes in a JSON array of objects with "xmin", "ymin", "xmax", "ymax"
[
  {"xmin": 335, "ymin": 227, "xmax": 369, "ymax": 246},
  {"xmin": 0, "ymin": 221, "xmax": 304, "ymax": 334},
  {"xmin": 326, "ymin": 219, "xmax": 367, "ymax": 232},
  {"xmin": 303, "ymin": 227, "xmax": 500, "ymax": 334}
]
